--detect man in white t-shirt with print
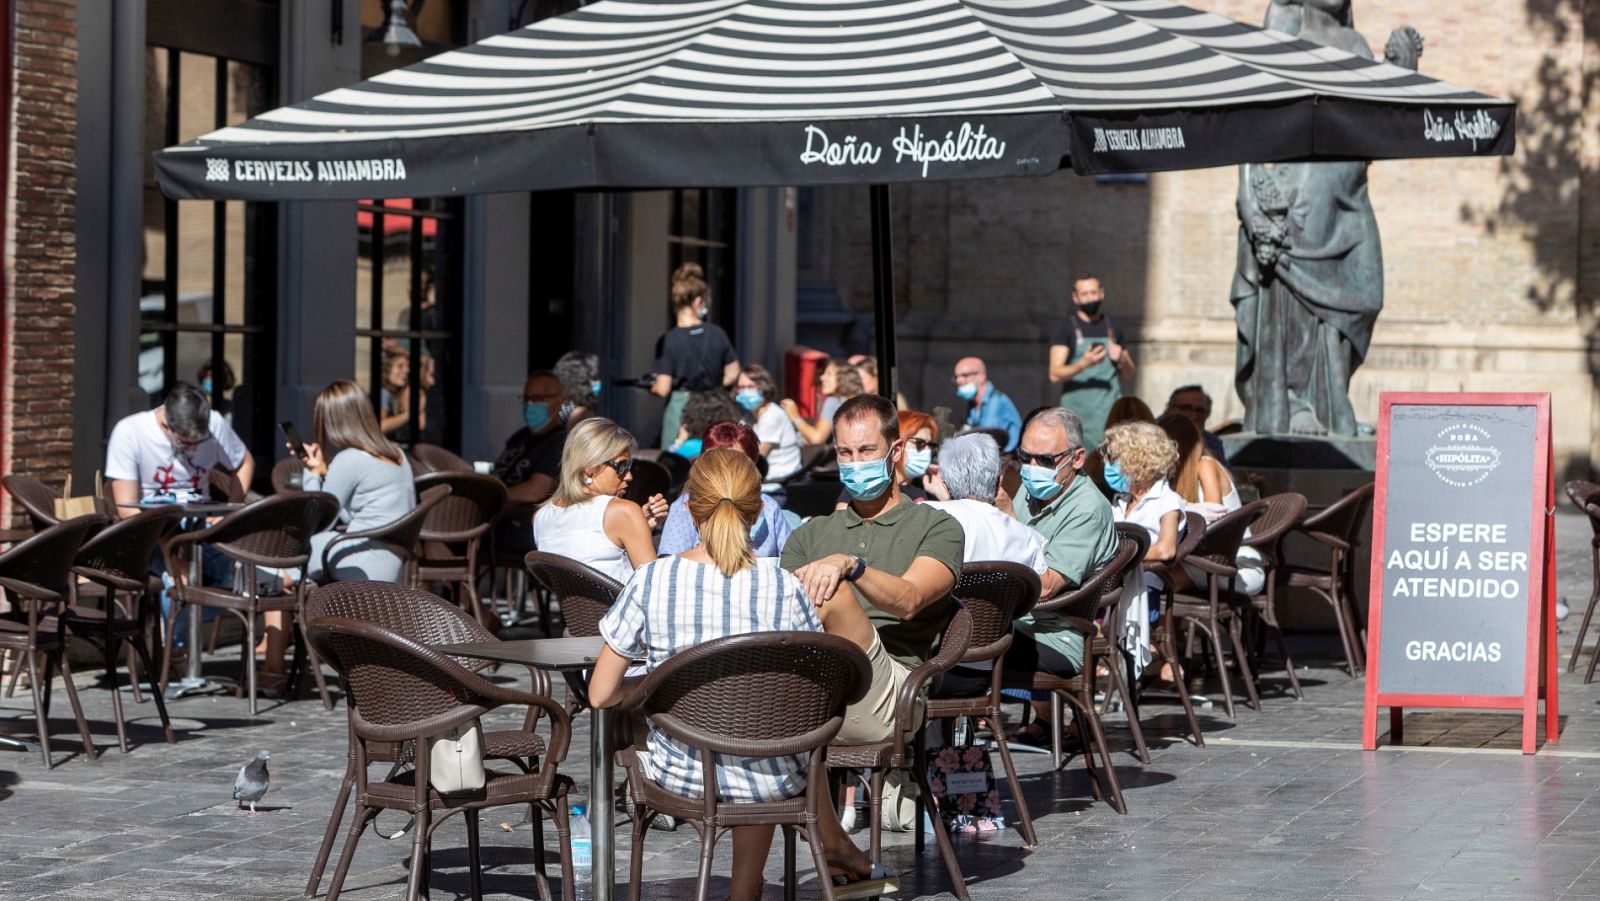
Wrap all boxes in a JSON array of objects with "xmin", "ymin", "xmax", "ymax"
[{"xmin": 106, "ymin": 382, "xmax": 254, "ymax": 518}]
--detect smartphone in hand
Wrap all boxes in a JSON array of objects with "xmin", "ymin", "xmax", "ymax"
[{"xmin": 279, "ymin": 421, "xmax": 308, "ymax": 460}]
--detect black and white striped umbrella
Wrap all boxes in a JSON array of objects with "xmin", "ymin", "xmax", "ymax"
[{"xmin": 155, "ymin": 0, "xmax": 1515, "ymax": 200}]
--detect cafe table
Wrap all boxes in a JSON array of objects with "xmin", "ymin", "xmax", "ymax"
[
  {"xmin": 139, "ymin": 499, "xmax": 243, "ymax": 699},
  {"xmin": 436, "ymin": 636, "xmax": 620, "ymax": 901}
]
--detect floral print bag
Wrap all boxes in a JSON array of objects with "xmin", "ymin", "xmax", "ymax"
[{"xmin": 926, "ymin": 744, "xmax": 1004, "ymax": 833}]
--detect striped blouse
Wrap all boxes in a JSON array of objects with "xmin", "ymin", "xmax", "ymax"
[{"xmin": 599, "ymin": 556, "xmax": 822, "ymax": 803}]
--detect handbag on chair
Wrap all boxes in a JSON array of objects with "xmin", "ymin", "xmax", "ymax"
[{"xmin": 426, "ymin": 718, "xmax": 486, "ymax": 794}]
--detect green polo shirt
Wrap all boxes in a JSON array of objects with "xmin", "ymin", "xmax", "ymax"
[
  {"xmin": 1016, "ymin": 473, "xmax": 1120, "ymax": 664},
  {"xmin": 781, "ymin": 497, "xmax": 964, "ymax": 668}
]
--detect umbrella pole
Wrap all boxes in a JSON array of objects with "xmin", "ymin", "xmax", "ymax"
[{"xmin": 870, "ymin": 184, "xmax": 896, "ymax": 401}]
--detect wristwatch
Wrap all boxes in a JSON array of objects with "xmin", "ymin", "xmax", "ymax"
[{"xmin": 843, "ymin": 554, "xmax": 867, "ymax": 582}]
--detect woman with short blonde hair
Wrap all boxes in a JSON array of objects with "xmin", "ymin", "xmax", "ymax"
[
  {"xmin": 535, "ymin": 418, "xmax": 666, "ymax": 584},
  {"xmin": 1101, "ymin": 421, "xmax": 1184, "ymax": 563}
]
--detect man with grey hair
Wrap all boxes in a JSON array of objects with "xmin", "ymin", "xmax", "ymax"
[
  {"xmin": 1002, "ymin": 405, "xmax": 1122, "ymax": 744},
  {"xmin": 107, "ymin": 382, "xmax": 254, "ymax": 517}
]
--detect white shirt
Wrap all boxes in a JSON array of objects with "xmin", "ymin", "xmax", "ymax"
[
  {"xmin": 105, "ymin": 409, "xmax": 249, "ymax": 501},
  {"xmin": 753, "ymin": 402, "xmax": 802, "ymax": 490},
  {"xmin": 1115, "ymin": 478, "xmax": 1186, "ymax": 546},
  {"xmin": 925, "ymin": 499, "xmax": 1047, "ymax": 576},
  {"xmin": 533, "ymin": 494, "xmax": 635, "ymax": 584}
]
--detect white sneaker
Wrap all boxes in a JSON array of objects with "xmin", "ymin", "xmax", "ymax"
[{"xmin": 840, "ymin": 803, "xmax": 857, "ymax": 833}]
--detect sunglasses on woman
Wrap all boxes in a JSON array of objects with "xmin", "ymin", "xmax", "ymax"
[{"xmin": 601, "ymin": 458, "xmax": 633, "ymax": 476}]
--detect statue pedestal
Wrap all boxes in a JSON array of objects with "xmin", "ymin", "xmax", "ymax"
[{"xmin": 1221, "ymin": 432, "xmax": 1376, "ymax": 635}]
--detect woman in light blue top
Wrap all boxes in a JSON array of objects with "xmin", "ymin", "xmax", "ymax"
[{"xmin": 300, "ymin": 380, "xmax": 418, "ymax": 582}]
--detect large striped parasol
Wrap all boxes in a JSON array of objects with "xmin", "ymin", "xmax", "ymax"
[{"xmin": 155, "ymin": 0, "xmax": 1514, "ymax": 201}]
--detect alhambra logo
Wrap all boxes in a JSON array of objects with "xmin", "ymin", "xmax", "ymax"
[
  {"xmin": 205, "ymin": 159, "xmax": 230, "ymax": 181},
  {"xmin": 1425, "ymin": 423, "xmax": 1501, "ymax": 487}
]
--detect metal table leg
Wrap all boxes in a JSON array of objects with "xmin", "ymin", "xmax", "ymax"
[
  {"xmin": 0, "ymin": 736, "xmax": 39, "ymax": 754},
  {"xmin": 166, "ymin": 543, "xmax": 233, "ymax": 700},
  {"xmin": 590, "ymin": 705, "xmax": 615, "ymax": 901}
]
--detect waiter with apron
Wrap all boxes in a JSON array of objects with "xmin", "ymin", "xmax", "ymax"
[
  {"xmin": 1048, "ymin": 273, "xmax": 1135, "ymax": 449},
  {"xmin": 650, "ymin": 261, "xmax": 740, "ymax": 448}
]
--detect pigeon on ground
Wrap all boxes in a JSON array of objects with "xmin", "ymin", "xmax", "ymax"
[{"xmin": 233, "ymin": 750, "xmax": 271, "ymax": 814}]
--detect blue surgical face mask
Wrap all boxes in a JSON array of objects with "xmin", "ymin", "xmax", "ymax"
[
  {"xmin": 1103, "ymin": 459, "xmax": 1131, "ymax": 494},
  {"xmin": 201, "ymin": 378, "xmax": 214, "ymax": 394},
  {"xmin": 696, "ymin": 301, "xmax": 710, "ymax": 322},
  {"xmin": 524, "ymin": 401, "xmax": 551, "ymax": 432},
  {"xmin": 903, "ymin": 446, "xmax": 933, "ymax": 479},
  {"xmin": 676, "ymin": 437, "xmax": 703, "ymax": 460},
  {"xmin": 839, "ymin": 455, "xmax": 893, "ymax": 502},
  {"xmin": 955, "ymin": 382, "xmax": 978, "ymax": 401},
  {"xmin": 735, "ymin": 389, "xmax": 764, "ymax": 412},
  {"xmin": 1020, "ymin": 464, "xmax": 1065, "ymax": 502},
  {"xmin": 590, "ymin": 379, "xmax": 603, "ymax": 397}
]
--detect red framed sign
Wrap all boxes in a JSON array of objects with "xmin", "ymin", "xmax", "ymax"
[{"xmin": 1362, "ymin": 393, "xmax": 1558, "ymax": 754}]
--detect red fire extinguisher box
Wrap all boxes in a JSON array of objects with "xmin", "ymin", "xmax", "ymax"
[{"xmin": 784, "ymin": 346, "xmax": 830, "ymax": 420}]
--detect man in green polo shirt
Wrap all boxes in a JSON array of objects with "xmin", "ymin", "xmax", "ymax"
[
  {"xmin": 1010, "ymin": 406, "xmax": 1120, "ymax": 744},
  {"xmin": 782, "ymin": 394, "xmax": 964, "ymax": 747}
]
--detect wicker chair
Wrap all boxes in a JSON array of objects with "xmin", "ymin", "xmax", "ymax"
[
  {"xmin": 1171, "ymin": 502, "xmax": 1269, "ymax": 719},
  {"xmin": 302, "ymin": 582, "xmax": 566, "ymax": 900},
  {"xmin": 1003, "ymin": 531, "xmax": 1148, "ymax": 813},
  {"xmin": 1085, "ymin": 524, "xmax": 1169, "ymax": 766},
  {"xmin": 408, "ymin": 443, "xmax": 474, "ymax": 475},
  {"xmin": 307, "ymin": 613, "xmax": 574, "ymax": 901},
  {"xmin": 524, "ymin": 552, "xmax": 625, "ymax": 641},
  {"xmin": 1240, "ymin": 492, "xmax": 1309, "ymax": 698},
  {"xmin": 1278, "ymin": 483, "xmax": 1375, "ymax": 676},
  {"xmin": 616, "ymin": 631, "xmax": 871, "ymax": 901},
  {"xmin": 271, "ymin": 456, "xmax": 307, "ymax": 494},
  {"xmin": 1563, "ymin": 480, "xmax": 1600, "ymax": 677},
  {"xmin": 161, "ymin": 492, "xmax": 341, "ymax": 714},
  {"xmin": 3, "ymin": 474, "xmax": 67, "ymax": 532},
  {"xmin": 0, "ymin": 515, "xmax": 107, "ymax": 766},
  {"xmin": 413, "ymin": 472, "xmax": 507, "ymax": 632},
  {"xmin": 1146, "ymin": 512, "xmax": 1211, "ymax": 746},
  {"xmin": 65, "ymin": 506, "xmax": 184, "ymax": 752},
  {"xmin": 827, "ymin": 606, "xmax": 973, "ymax": 900},
  {"xmin": 316, "ymin": 484, "xmax": 451, "ymax": 587},
  {"xmin": 208, "ymin": 467, "xmax": 247, "ymax": 503},
  {"xmin": 927, "ymin": 562, "xmax": 1039, "ymax": 846}
]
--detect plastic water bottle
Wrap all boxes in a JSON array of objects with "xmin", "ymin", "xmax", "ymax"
[{"xmin": 570, "ymin": 804, "xmax": 592, "ymax": 901}]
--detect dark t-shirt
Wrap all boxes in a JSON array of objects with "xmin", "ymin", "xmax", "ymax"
[
  {"xmin": 653, "ymin": 324, "xmax": 737, "ymax": 392},
  {"xmin": 494, "ymin": 426, "xmax": 566, "ymax": 488},
  {"xmin": 1047, "ymin": 315, "xmax": 1118, "ymax": 357}
]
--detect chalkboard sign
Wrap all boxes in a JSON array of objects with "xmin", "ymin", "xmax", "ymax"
[{"xmin": 1362, "ymin": 393, "xmax": 1558, "ymax": 754}]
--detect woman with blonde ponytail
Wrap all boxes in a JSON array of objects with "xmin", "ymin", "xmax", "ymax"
[{"xmin": 587, "ymin": 448, "xmax": 887, "ymax": 898}]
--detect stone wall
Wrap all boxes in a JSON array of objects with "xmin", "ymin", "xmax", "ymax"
[
  {"xmin": 6, "ymin": 0, "xmax": 79, "ymax": 519},
  {"xmin": 808, "ymin": 1, "xmax": 1600, "ymax": 477}
]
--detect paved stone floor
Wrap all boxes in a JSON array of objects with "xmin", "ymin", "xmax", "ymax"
[{"xmin": 0, "ymin": 511, "xmax": 1597, "ymax": 900}]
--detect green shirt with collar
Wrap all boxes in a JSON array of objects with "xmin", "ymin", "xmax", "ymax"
[
  {"xmin": 1016, "ymin": 471, "xmax": 1120, "ymax": 664},
  {"xmin": 781, "ymin": 496, "xmax": 964, "ymax": 668}
]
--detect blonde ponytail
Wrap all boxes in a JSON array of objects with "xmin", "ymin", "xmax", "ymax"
[{"xmin": 685, "ymin": 448, "xmax": 763, "ymax": 577}]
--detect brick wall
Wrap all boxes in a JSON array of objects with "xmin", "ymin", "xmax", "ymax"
[
  {"xmin": 6, "ymin": 0, "xmax": 78, "ymax": 520},
  {"xmin": 812, "ymin": 0, "xmax": 1600, "ymax": 475}
]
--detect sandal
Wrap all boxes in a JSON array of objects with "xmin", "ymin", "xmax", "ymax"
[{"xmin": 831, "ymin": 863, "xmax": 898, "ymax": 900}]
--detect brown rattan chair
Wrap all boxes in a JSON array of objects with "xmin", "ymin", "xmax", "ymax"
[
  {"xmin": 1146, "ymin": 513, "xmax": 1210, "ymax": 743},
  {"xmin": 1171, "ymin": 501, "xmax": 1270, "ymax": 719},
  {"xmin": 271, "ymin": 456, "xmax": 307, "ymax": 494},
  {"xmin": 65, "ymin": 506, "xmax": 184, "ymax": 753},
  {"xmin": 1563, "ymin": 480, "xmax": 1600, "ymax": 677},
  {"xmin": 0, "ymin": 514, "xmax": 107, "ymax": 766},
  {"xmin": 1240, "ymin": 492, "xmax": 1309, "ymax": 698},
  {"xmin": 1002, "ymin": 530, "xmax": 1149, "ymax": 813},
  {"xmin": 208, "ymin": 467, "xmax": 248, "ymax": 503},
  {"xmin": 316, "ymin": 484, "xmax": 451, "ymax": 587},
  {"xmin": 413, "ymin": 473, "xmax": 507, "ymax": 633},
  {"xmin": 524, "ymin": 551, "xmax": 625, "ymax": 640},
  {"xmin": 305, "ymin": 611, "xmax": 574, "ymax": 901},
  {"xmin": 827, "ymin": 606, "xmax": 974, "ymax": 901},
  {"xmin": 408, "ymin": 443, "xmax": 474, "ymax": 475},
  {"xmin": 1088, "ymin": 524, "xmax": 1169, "ymax": 766},
  {"xmin": 161, "ymin": 492, "xmax": 341, "ymax": 714},
  {"xmin": 928, "ymin": 562, "xmax": 1039, "ymax": 847},
  {"xmin": 616, "ymin": 631, "xmax": 872, "ymax": 901},
  {"xmin": 619, "ymin": 458, "xmax": 671, "ymax": 510},
  {"xmin": 2, "ymin": 474, "xmax": 64, "ymax": 532},
  {"xmin": 303, "ymin": 582, "xmax": 565, "ymax": 900},
  {"xmin": 1278, "ymin": 483, "xmax": 1374, "ymax": 676}
]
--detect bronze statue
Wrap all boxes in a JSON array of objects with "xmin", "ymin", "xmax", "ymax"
[{"xmin": 1232, "ymin": 0, "xmax": 1423, "ymax": 437}]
